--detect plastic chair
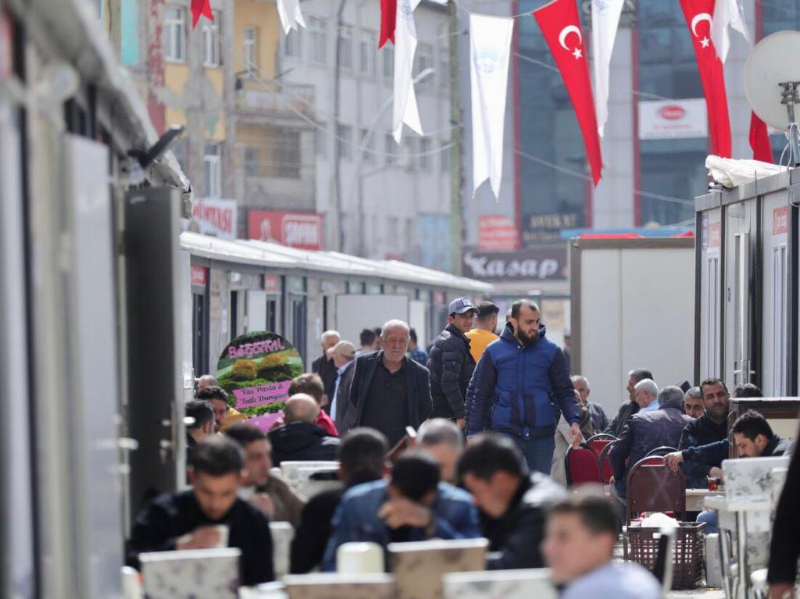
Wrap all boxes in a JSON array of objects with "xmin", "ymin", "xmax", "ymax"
[
  {"xmin": 624, "ymin": 456, "xmax": 686, "ymax": 558},
  {"xmin": 565, "ymin": 443, "xmax": 603, "ymax": 487},
  {"xmin": 645, "ymin": 446, "xmax": 678, "ymax": 458},
  {"xmin": 598, "ymin": 441, "xmax": 616, "ymax": 484}
]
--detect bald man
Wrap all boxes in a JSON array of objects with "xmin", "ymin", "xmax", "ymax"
[{"xmin": 268, "ymin": 394, "xmax": 341, "ymax": 466}]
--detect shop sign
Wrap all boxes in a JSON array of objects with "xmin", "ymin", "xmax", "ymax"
[
  {"xmin": 248, "ymin": 211, "xmax": 324, "ymax": 250},
  {"xmin": 191, "ymin": 266, "xmax": 207, "ymax": 287},
  {"xmin": 639, "ymin": 99, "xmax": 708, "ymax": 140},
  {"xmin": 462, "ymin": 248, "xmax": 568, "ymax": 281},
  {"xmin": 189, "ymin": 198, "xmax": 237, "ymax": 239},
  {"xmin": 479, "ymin": 215, "xmax": 519, "ymax": 251}
]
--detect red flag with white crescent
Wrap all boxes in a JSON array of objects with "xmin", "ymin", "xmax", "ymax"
[
  {"xmin": 750, "ymin": 112, "xmax": 774, "ymax": 163},
  {"xmin": 380, "ymin": 0, "xmax": 397, "ymax": 47},
  {"xmin": 533, "ymin": 0, "xmax": 603, "ymax": 186},
  {"xmin": 678, "ymin": 0, "xmax": 731, "ymax": 158},
  {"xmin": 191, "ymin": 0, "xmax": 213, "ymax": 29}
]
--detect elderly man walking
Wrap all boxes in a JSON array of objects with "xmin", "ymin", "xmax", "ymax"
[
  {"xmin": 311, "ymin": 330, "xmax": 341, "ymax": 406},
  {"xmin": 349, "ymin": 320, "xmax": 433, "ymax": 447},
  {"xmin": 465, "ymin": 300, "xmax": 582, "ymax": 474}
]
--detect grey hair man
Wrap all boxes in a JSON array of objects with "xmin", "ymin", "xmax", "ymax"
[
  {"xmin": 634, "ymin": 379, "xmax": 660, "ymax": 413},
  {"xmin": 418, "ymin": 418, "xmax": 465, "ymax": 483},
  {"xmin": 268, "ymin": 394, "xmax": 341, "ymax": 466},
  {"xmin": 603, "ymin": 368, "xmax": 654, "ymax": 437},
  {"xmin": 683, "ymin": 386, "xmax": 704, "ymax": 419},
  {"xmin": 571, "ymin": 375, "xmax": 608, "ymax": 433},
  {"xmin": 349, "ymin": 319, "xmax": 433, "ymax": 447}
]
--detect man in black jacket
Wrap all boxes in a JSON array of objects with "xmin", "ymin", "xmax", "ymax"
[
  {"xmin": 458, "ymin": 433, "xmax": 565, "ymax": 570},
  {"xmin": 311, "ymin": 330, "xmax": 340, "ymax": 406},
  {"xmin": 428, "ymin": 297, "xmax": 477, "ymax": 429},
  {"xmin": 268, "ymin": 394, "xmax": 340, "ymax": 466},
  {"xmin": 349, "ymin": 320, "xmax": 433, "ymax": 447},
  {"xmin": 290, "ymin": 428, "xmax": 389, "ymax": 573},
  {"xmin": 674, "ymin": 378, "xmax": 730, "ymax": 487},
  {"xmin": 603, "ymin": 368, "xmax": 653, "ymax": 438},
  {"xmin": 767, "ymin": 420, "xmax": 799, "ymax": 599},
  {"xmin": 126, "ymin": 436, "xmax": 274, "ymax": 586}
]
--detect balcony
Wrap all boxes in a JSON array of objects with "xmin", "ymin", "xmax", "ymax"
[{"xmin": 235, "ymin": 80, "xmax": 316, "ymax": 127}]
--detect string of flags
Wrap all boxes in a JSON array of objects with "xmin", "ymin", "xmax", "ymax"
[{"xmin": 191, "ymin": 0, "xmax": 776, "ymax": 200}]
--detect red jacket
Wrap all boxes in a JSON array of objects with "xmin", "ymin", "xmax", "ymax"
[{"xmin": 316, "ymin": 409, "xmax": 339, "ymax": 437}]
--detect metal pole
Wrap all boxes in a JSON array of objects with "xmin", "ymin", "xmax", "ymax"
[
  {"xmin": 333, "ymin": 0, "xmax": 347, "ymax": 252},
  {"xmin": 448, "ymin": 0, "xmax": 463, "ymax": 275}
]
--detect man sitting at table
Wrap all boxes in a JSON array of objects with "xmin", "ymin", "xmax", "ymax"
[
  {"xmin": 321, "ymin": 451, "xmax": 481, "ymax": 570},
  {"xmin": 666, "ymin": 410, "xmax": 791, "ymax": 533},
  {"xmin": 126, "ymin": 436, "xmax": 274, "ymax": 586},
  {"xmin": 675, "ymin": 378, "xmax": 730, "ymax": 487}
]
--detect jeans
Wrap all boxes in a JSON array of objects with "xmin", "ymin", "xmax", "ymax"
[
  {"xmin": 697, "ymin": 510, "xmax": 719, "ymax": 533},
  {"xmin": 511, "ymin": 434, "xmax": 556, "ymax": 475}
]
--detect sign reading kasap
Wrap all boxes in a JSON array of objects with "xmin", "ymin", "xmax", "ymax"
[{"xmin": 216, "ymin": 331, "xmax": 304, "ymax": 420}]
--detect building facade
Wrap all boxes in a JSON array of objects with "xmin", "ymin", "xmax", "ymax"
[{"xmin": 277, "ymin": 0, "xmax": 454, "ymax": 269}]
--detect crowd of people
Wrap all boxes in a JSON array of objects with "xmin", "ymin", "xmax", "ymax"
[{"xmin": 125, "ymin": 298, "xmax": 800, "ymax": 598}]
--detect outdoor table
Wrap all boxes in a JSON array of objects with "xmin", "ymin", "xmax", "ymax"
[{"xmin": 686, "ymin": 489, "xmax": 724, "ymax": 512}]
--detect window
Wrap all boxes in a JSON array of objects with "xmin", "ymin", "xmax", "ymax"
[
  {"xmin": 275, "ymin": 129, "xmax": 301, "ymax": 178},
  {"xmin": 308, "ymin": 17, "xmax": 327, "ymax": 64},
  {"xmin": 203, "ymin": 12, "xmax": 219, "ymax": 67},
  {"xmin": 415, "ymin": 43, "xmax": 434, "ymax": 89},
  {"xmin": 204, "ymin": 143, "xmax": 221, "ymax": 198},
  {"xmin": 164, "ymin": 6, "xmax": 186, "ymax": 62},
  {"xmin": 244, "ymin": 147, "xmax": 259, "ymax": 177},
  {"xmin": 360, "ymin": 129, "xmax": 374, "ymax": 163},
  {"xmin": 439, "ymin": 48, "xmax": 449, "ymax": 88},
  {"xmin": 382, "ymin": 45, "xmax": 395, "ymax": 79},
  {"xmin": 385, "ymin": 134, "xmax": 396, "ymax": 166},
  {"xmin": 338, "ymin": 26, "xmax": 353, "ymax": 69},
  {"xmin": 418, "ymin": 138, "xmax": 431, "ymax": 171},
  {"xmin": 360, "ymin": 31, "xmax": 376, "ymax": 74},
  {"xmin": 243, "ymin": 27, "xmax": 258, "ymax": 71},
  {"xmin": 316, "ymin": 124, "xmax": 327, "ymax": 158},
  {"xmin": 284, "ymin": 28, "xmax": 301, "ymax": 58},
  {"xmin": 336, "ymin": 124, "xmax": 352, "ymax": 160},
  {"xmin": 388, "ymin": 217, "xmax": 400, "ymax": 249},
  {"xmin": 440, "ymin": 141, "xmax": 450, "ymax": 173},
  {"xmin": 403, "ymin": 138, "xmax": 416, "ymax": 171}
]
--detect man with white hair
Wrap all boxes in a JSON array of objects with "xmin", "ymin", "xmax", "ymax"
[
  {"xmin": 634, "ymin": 379, "xmax": 660, "ymax": 413},
  {"xmin": 418, "ymin": 418, "xmax": 464, "ymax": 483},
  {"xmin": 349, "ymin": 320, "xmax": 433, "ymax": 447},
  {"xmin": 312, "ymin": 330, "xmax": 341, "ymax": 406},
  {"xmin": 572, "ymin": 375, "xmax": 608, "ymax": 433}
]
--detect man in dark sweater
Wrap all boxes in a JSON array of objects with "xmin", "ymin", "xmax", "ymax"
[
  {"xmin": 666, "ymin": 378, "xmax": 729, "ymax": 486},
  {"xmin": 311, "ymin": 330, "xmax": 341, "ymax": 405},
  {"xmin": 290, "ymin": 428, "xmax": 389, "ymax": 573},
  {"xmin": 458, "ymin": 434, "xmax": 565, "ymax": 570},
  {"xmin": 268, "ymin": 394, "xmax": 340, "ymax": 466},
  {"xmin": 126, "ymin": 436, "xmax": 274, "ymax": 586}
]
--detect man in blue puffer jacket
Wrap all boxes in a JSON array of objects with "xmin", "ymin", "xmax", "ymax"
[{"xmin": 465, "ymin": 300, "xmax": 582, "ymax": 474}]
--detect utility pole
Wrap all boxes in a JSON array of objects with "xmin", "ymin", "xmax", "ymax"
[
  {"xmin": 333, "ymin": 0, "xmax": 348, "ymax": 252},
  {"xmin": 448, "ymin": 0, "xmax": 463, "ymax": 275}
]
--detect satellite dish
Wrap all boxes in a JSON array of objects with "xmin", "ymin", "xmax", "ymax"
[{"xmin": 743, "ymin": 30, "xmax": 800, "ymax": 130}]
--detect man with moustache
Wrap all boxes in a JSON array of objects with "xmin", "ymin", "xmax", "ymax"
[{"xmin": 465, "ymin": 300, "xmax": 582, "ymax": 474}]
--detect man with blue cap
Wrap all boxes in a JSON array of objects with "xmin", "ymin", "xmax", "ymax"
[{"xmin": 427, "ymin": 297, "xmax": 478, "ymax": 429}]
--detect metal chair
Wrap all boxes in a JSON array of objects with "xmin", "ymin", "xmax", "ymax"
[
  {"xmin": 598, "ymin": 441, "xmax": 616, "ymax": 484},
  {"xmin": 565, "ymin": 443, "xmax": 604, "ymax": 487},
  {"xmin": 586, "ymin": 433, "xmax": 618, "ymax": 443}
]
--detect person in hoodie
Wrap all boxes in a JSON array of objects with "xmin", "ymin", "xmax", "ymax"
[
  {"xmin": 466, "ymin": 300, "xmax": 582, "ymax": 475},
  {"xmin": 427, "ymin": 297, "xmax": 477, "ymax": 429},
  {"xmin": 268, "ymin": 394, "xmax": 340, "ymax": 466}
]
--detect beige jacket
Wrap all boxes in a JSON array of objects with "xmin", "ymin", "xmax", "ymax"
[{"xmin": 550, "ymin": 405, "xmax": 594, "ymax": 487}]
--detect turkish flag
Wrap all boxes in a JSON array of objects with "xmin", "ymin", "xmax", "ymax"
[
  {"xmin": 191, "ymin": 0, "xmax": 213, "ymax": 29},
  {"xmin": 533, "ymin": 0, "xmax": 603, "ymax": 186},
  {"xmin": 379, "ymin": 0, "xmax": 396, "ymax": 47},
  {"xmin": 749, "ymin": 112, "xmax": 774, "ymax": 163},
  {"xmin": 678, "ymin": 0, "xmax": 731, "ymax": 158}
]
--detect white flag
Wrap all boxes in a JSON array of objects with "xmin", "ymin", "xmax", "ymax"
[
  {"xmin": 470, "ymin": 14, "xmax": 513, "ymax": 199},
  {"xmin": 393, "ymin": 0, "xmax": 423, "ymax": 143},
  {"xmin": 277, "ymin": 0, "xmax": 306, "ymax": 35},
  {"xmin": 712, "ymin": 0, "xmax": 752, "ymax": 63},
  {"xmin": 591, "ymin": 0, "xmax": 624, "ymax": 138}
]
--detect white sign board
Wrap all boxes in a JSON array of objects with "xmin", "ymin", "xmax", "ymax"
[
  {"xmin": 335, "ymin": 295, "xmax": 410, "ymax": 349},
  {"xmin": 638, "ymin": 99, "xmax": 708, "ymax": 140},
  {"xmin": 189, "ymin": 198, "xmax": 238, "ymax": 239}
]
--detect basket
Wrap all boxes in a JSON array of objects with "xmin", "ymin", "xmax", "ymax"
[{"xmin": 627, "ymin": 522, "xmax": 706, "ymax": 590}]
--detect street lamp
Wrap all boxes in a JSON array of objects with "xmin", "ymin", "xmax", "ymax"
[{"xmin": 347, "ymin": 67, "xmax": 436, "ymax": 257}]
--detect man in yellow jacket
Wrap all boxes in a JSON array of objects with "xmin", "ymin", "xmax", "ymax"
[{"xmin": 465, "ymin": 301, "xmax": 500, "ymax": 363}]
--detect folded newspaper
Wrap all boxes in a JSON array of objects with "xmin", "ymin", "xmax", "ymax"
[{"xmin": 706, "ymin": 155, "xmax": 788, "ymax": 189}]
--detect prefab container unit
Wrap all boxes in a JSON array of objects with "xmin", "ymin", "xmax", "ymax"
[{"xmin": 695, "ymin": 169, "xmax": 800, "ymax": 395}]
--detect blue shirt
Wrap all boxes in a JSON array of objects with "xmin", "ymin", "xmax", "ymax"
[
  {"xmin": 640, "ymin": 399, "xmax": 660, "ymax": 413},
  {"xmin": 408, "ymin": 347, "xmax": 428, "ymax": 365},
  {"xmin": 562, "ymin": 562, "xmax": 661, "ymax": 599},
  {"xmin": 329, "ymin": 360, "xmax": 354, "ymax": 423},
  {"xmin": 321, "ymin": 480, "xmax": 481, "ymax": 571}
]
